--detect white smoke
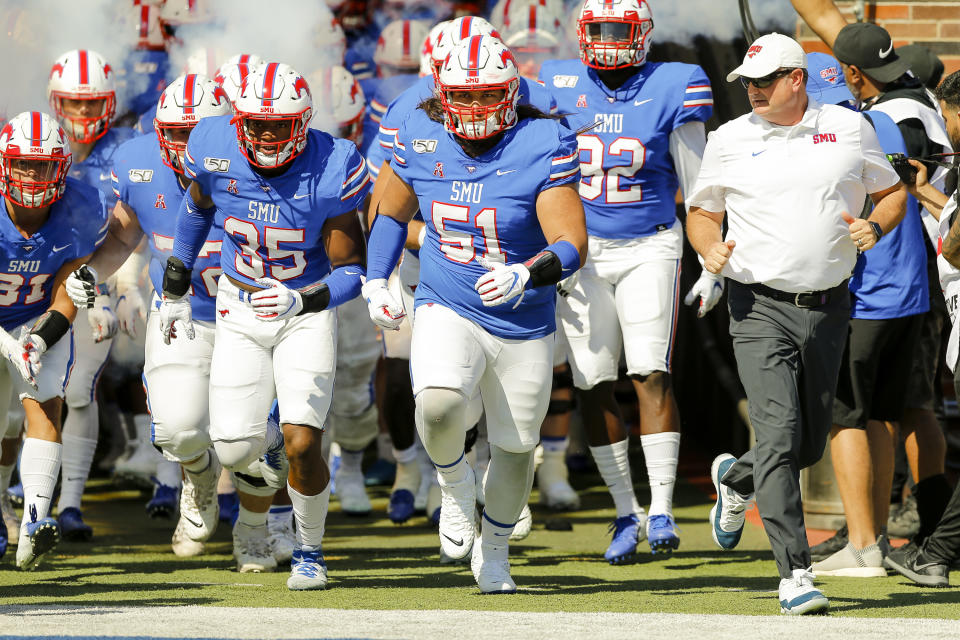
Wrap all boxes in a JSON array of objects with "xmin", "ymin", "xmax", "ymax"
[
  {"xmin": 0, "ymin": 0, "xmax": 142, "ymax": 120},
  {"xmin": 650, "ymin": 0, "xmax": 797, "ymax": 44}
]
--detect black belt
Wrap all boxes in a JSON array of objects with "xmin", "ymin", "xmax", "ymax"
[{"xmin": 743, "ymin": 281, "xmax": 846, "ymax": 309}]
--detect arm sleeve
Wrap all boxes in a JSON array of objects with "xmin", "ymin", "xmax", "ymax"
[
  {"xmin": 339, "ymin": 146, "xmax": 372, "ymax": 213},
  {"xmin": 669, "ymin": 121, "xmax": 706, "ymax": 207},
  {"xmin": 860, "ymin": 116, "xmax": 902, "ymax": 194},
  {"xmin": 171, "ymin": 190, "xmax": 216, "ymax": 269},
  {"xmin": 539, "ymin": 123, "xmax": 581, "ymax": 194},
  {"xmin": 684, "ymin": 130, "xmax": 726, "ymax": 213},
  {"xmin": 675, "ymin": 66, "xmax": 714, "ymax": 129}
]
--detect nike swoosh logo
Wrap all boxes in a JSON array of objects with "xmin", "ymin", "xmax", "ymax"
[
  {"xmin": 293, "ymin": 193, "xmax": 309, "ymax": 200},
  {"xmin": 441, "ymin": 533, "xmax": 464, "ymax": 546},
  {"xmin": 634, "ymin": 99, "xmax": 653, "ymax": 106},
  {"xmin": 879, "ymin": 43, "xmax": 893, "ymax": 59},
  {"xmin": 344, "ymin": 270, "xmax": 361, "ymax": 276},
  {"xmin": 66, "ymin": 477, "xmax": 84, "ymax": 482},
  {"xmin": 751, "ymin": 150, "xmax": 766, "ymax": 157},
  {"xmin": 496, "ymin": 169, "xmax": 517, "ymax": 176},
  {"xmin": 99, "ymin": 173, "xmax": 111, "ymax": 181},
  {"xmin": 183, "ymin": 514, "xmax": 203, "ymax": 529},
  {"xmin": 493, "ymin": 532, "xmax": 511, "ymax": 537},
  {"xmin": 52, "ymin": 244, "xmax": 71, "ymax": 252},
  {"xmin": 509, "ymin": 272, "xmax": 520, "ymax": 291}
]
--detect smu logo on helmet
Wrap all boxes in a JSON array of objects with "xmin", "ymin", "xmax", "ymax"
[
  {"xmin": 820, "ymin": 66, "xmax": 841, "ymax": 85},
  {"xmin": 50, "ymin": 62, "xmax": 66, "ymax": 79},
  {"xmin": 746, "ymin": 45, "xmax": 763, "ymax": 59},
  {"xmin": 499, "ymin": 49, "xmax": 517, "ymax": 69},
  {"xmin": 293, "ymin": 76, "xmax": 310, "ymax": 99}
]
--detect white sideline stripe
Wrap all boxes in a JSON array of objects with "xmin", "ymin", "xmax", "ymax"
[{"xmin": 1, "ymin": 606, "xmax": 959, "ymax": 640}]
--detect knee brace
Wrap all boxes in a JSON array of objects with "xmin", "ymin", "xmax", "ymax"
[
  {"xmin": 213, "ymin": 436, "xmax": 265, "ymax": 473},
  {"xmin": 231, "ymin": 470, "xmax": 278, "ymax": 498},
  {"xmin": 330, "ymin": 403, "xmax": 378, "ymax": 452},
  {"xmin": 153, "ymin": 423, "xmax": 212, "ymax": 464}
]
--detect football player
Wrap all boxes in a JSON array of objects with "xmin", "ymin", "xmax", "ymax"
[
  {"xmin": 47, "ymin": 49, "xmax": 137, "ymax": 541},
  {"xmin": 363, "ymin": 35, "xmax": 586, "ymax": 592},
  {"xmin": 539, "ymin": 0, "xmax": 716, "ymax": 562},
  {"xmin": 64, "ymin": 74, "xmax": 288, "ymax": 569},
  {"xmin": 160, "ymin": 62, "xmax": 370, "ymax": 590},
  {"xmin": 365, "ymin": 19, "xmax": 432, "ymax": 134},
  {"xmin": 0, "ymin": 111, "xmax": 109, "ymax": 568}
]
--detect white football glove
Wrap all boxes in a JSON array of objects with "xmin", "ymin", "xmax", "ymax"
[
  {"xmin": 361, "ymin": 278, "xmax": 405, "ymax": 330},
  {"xmin": 475, "ymin": 260, "xmax": 529, "ymax": 308},
  {"xmin": 250, "ymin": 278, "xmax": 304, "ymax": 321},
  {"xmin": 684, "ymin": 270, "xmax": 725, "ymax": 318},
  {"xmin": 65, "ymin": 264, "xmax": 99, "ymax": 309},
  {"xmin": 115, "ymin": 288, "xmax": 148, "ymax": 338},
  {"xmin": 556, "ymin": 271, "xmax": 579, "ymax": 298},
  {"xmin": 158, "ymin": 295, "xmax": 195, "ymax": 344},
  {"xmin": 0, "ymin": 330, "xmax": 40, "ymax": 389},
  {"xmin": 89, "ymin": 295, "xmax": 119, "ymax": 343}
]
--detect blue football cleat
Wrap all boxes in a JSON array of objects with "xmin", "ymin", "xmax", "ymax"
[
  {"xmin": 364, "ymin": 458, "xmax": 396, "ymax": 487},
  {"xmin": 146, "ymin": 483, "xmax": 179, "ymax": 520},
  {"xmin": 647, "ymin": 514, "xmax": 680, "ymax": 554},
  {"xmin": 287, "ymin": 545, "xmax": 328, "ymax": 590},
  {"xmin": 604, "ymin": 514, "xmax": 641, "ymax": 564},
  {"xmin": 57, "ymin": 507, "xmax": 93, "ymax": 542},
  {"xmin": 7, "ymin": 482, "xmax": 23, "ymax": 507},
  {"xmin": 16, "ymin": 508, "xmax": 60, "ymax": 570},
  {"xmin": 388, "ymin": 489, "xmax": 416, "ymax": 524},
  {"xmin": 218, "ymin": 492, "xmax": 239, "ymax": 525}
]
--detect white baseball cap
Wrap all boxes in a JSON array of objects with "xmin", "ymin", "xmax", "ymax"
[{"xmin": 726, "ymin": 33, "xmax": 807, "ymax": 82}]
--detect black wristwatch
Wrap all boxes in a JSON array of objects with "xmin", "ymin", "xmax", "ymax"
[{"xmin": 869, "ymin": 221, "xmax": 884, "ymax": 242}]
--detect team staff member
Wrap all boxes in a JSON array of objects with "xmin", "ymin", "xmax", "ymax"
[{"xmin": 687, "ymin": 34, "xmax": 906, "ymax": 615}]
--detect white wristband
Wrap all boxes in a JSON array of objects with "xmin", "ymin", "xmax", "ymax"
[{"xmin": 417, "ymin": 224, "xmax": 426, "ymax": 248}]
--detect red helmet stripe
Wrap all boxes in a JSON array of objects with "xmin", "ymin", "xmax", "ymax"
[
  {"xmin": 262, "ymin": 62, "xmax": 279, "ymax": 106},
  {"xmin": 139, "ymin": 5, "xmax": 150, "ymax": 38},
  {"xmin": 239, "ymin": 54, "xmax": 250, "ymax": 65},
  {"xmin": 402, "ymin": 20, "xmax": 411, "ymax": 59},
  {"xmin": 30, "ymin": 111, "xmax": 42, "ymax": 146},
  {"xmin": 78, "ymin": 49, "xmax": 89, "ymax": 85},
  {"xmin": 529, "ymin": 5, "xmax": 536, "ymax": 32},
  {"xmin": 183, "ymin": 73, "xmax": 196, "ymax": 114},
  {"xmin": 460, "ymin": 17, "xmax": 472, "ymax": 40},
  {"xmin": 467, "ymin": 35, "xmax": 482, "ymax": 77}
]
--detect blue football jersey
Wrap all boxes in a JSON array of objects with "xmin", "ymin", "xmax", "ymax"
[
  {"xmin": 539, "ymin": 60, "xmax": 713, "ymax": 239},
  {"xmin": 69, "ymin": 126, "xmax": 137, "ymax": 209},
  {"xmin": 183, "ymin": 115, "xmax": 371, "ymax": 289},
  {"xmin": 0, "ymin": 178, "xmax": 108, "ymax": 331},
  {"xmin": 346, "ymin": 41, "xmax": 377, "ymax": 81},
  {"xmin": 135, "ymin": 109, "xmax": 155, "ymax": 136},
  {"xmin": 392, "ymin": 108, "xmax": 580, "ymax": 340},
  {"xmin": 363, "ymin": 73, "xmax": 421, "ymax": 160},
  {"xmin": 122, "ymin": 49, "xmax": 170, "ymax": 117},
  {"xmin": 368, "ymin": 74, "xmax": 559, "ymax": 177},
  {"xmin": 112, "ymin": 133, "xmax": 223, "ymax": 323}
]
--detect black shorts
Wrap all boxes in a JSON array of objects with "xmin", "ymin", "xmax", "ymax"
[
  {"xmin": 832, "ymin": 314, "xmax": 923, "ymax": 428},
  {"xmin": 904, "ymin": 300, "xmax": 947, "ymax": 411}
]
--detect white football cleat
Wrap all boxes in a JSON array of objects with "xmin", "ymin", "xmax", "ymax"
[
  {"xmin": 509, "ymin": 505, "xmax": 532, "ymax": 541},
  {"xmin": 287, "ymin": 545, "xmax": 327, "ymax": 590},
  {"xmin": 1, "ymin": 491, "xmax": 20, "ymax": 545},
  {"xmin": 471, "ymin": 539, "xmax": 516, "ymax": 594},
  {"xmin": 268, "ymin": 513, "xmax": 296, "ymax": 563},
  {"xmin": 113, "ymin": 441, "xmax": 160, "ymax": 486},
  {"xmin": 16, "ymin": 515, "xmax": 60, "ymax": 570},
  {"xmin": 438, "ymin": 465, "xmax": 477, "ymax": 560},
  {"xmin": 335, "ymin": 470, "xmax": 372, "ymax": 516},
  {"xmin": 171, "ymin": 518, "xmax": 205, "ymax": 557},
  {"xmin": 232, "ymin": 522, "xmax": 277, "ymax": 573},
  {"xmin": 180, "ymin": 455, "xmax": 221, "ymax": 542},
  {"xmin": 536, "ymin": 455, "xmax": 580, "ymax": 510}
]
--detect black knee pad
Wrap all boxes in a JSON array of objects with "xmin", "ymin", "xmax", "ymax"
[
  {"xmin": 464, "ymin": 425, "xmax": 479, "ymax": 454},
  {"xmin": 547, "ymin": 399, "xmax": 574, "ymax": 416},
  {"xmin": 552, "ymin": 366, "xmax": 573, "ymax": 390}
]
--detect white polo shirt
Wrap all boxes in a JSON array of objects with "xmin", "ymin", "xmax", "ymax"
[{"xmin": 687, "ymin": 99, "xmax": 900, "ymax": 293}]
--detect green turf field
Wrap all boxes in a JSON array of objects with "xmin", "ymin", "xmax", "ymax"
[{"xmin": 1, "ymin": 470, "xmax": 958, "ymax": 619}]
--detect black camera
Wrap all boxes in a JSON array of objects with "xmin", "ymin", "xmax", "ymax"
[{"xmin": 886, "ymin": 153, "xmax": 918, "ymax": 184}]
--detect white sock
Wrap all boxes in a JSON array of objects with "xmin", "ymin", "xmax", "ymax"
[
  {"xmin": 268, "ymin": 504, "xmax": 293, "ymax": 529},
  {"xmin": 376, "ymin": 431, "xmax": 395, "ymax": 462},
  {"xmin": 288, "ymin": 483, "xmax": 330, "ymax": 548},
  {"xmin": 339, "ymin": 448, "xmax": 364, "ymax": 475},
  {"xmin": 236, "ymin": 504, "xmax": 268, "ymax": 529},
  {"xmin": 183, "ymin": 450, "xmax": 211, "ymax": 474},
  {"xmin": 393, "ymin": 444, "xmax": 417, "ymax": 465},
  {"xmin": 20, "ymin": 438, "xmax": 61, "ymax": 525},
  {"xmin": 392, "ymin": 445, "xmax": 420, "ymax": 492},
  {"xmin": 156, "ymin": 459, "xmax": 182, "ymax": 488},
  {"xmin": 480, "ymin": 510, "xmax": 514, "ymax": 548},
  {"xmin": 57, "ymin": 434, "xmax": 97, "ymax": 512},
  {"xmin": 434, "ymin": 451, "xmax": 468, "ymax": 484},
  {"xmin": 589, "ymin": 440, "xmax": 642, "ymax": 519},
  {"xmin": 133, "ymin": 413, "xmax": 153, "ymax": 450},
  {"xmin": 0, "ymin": 461, "xmax": 16, "ymax": 492},
  {"xmin": 640, "ymin": 432, "xmax": 680, "ymax": 516}
]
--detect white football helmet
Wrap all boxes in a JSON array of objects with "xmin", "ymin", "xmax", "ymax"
[
  {"xmin": 491, "ymin": 0, "xmax": 563, "ymax": 31},
  {"xmin": 316, "ymin": 17, "xmax": 348, "ymax": 65},
  {"xmin": 132, "ymin": 1, "xmax": 166, "ymax": 51},
  {"xmin": 183, "ymin": 47, "xmax": 225, "ymax": 78},
  {"xmin": 430, "ymin": 16, "xmax": 500, "ymax": 78},
  {"xmin": 503, "ymin": 2, "xmax": 564, "ymax": 77},
  {"xmin": 47, "ymin": 49, "xmax": 117, "ymax": 145},
  {"xmin": 214, "ymin": 59, "xmax": 262, "ymax": 106},
  {"xmin": 0, "ymin": 111, "xmax": 72, "ymax": 208},
  {"xmin": 577, "ymin": 0, "xmax": 654, "ymax": 69},
  {"xmin": 374, "ymin": 19, "xmax": 432, "ymax": 76},
  {"xmin": 437, "ymin": 35, "xmax": 520, "ymax": 140},
  {"xmin": 308, "ymin": 66, "xmax": 366, "ymax": 146},
  {"xmin": 233, "ymin": 62, "xmax": 313, "ymax": 168},
  {"xmin": 159, "ymin": 0, "xmax": 212, "ymax": 26},
  {"xmin": 420, "ymin": 20, "xmax": 451, "ymax": 76},
  {"xmin": 155, "ymin": 74, "xmax": 232, "ymax": 175}
]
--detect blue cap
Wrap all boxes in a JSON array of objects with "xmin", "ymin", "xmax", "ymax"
[{"xmin": 806, "ymin": 52, "xmax": 856, "ymax": 109}]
